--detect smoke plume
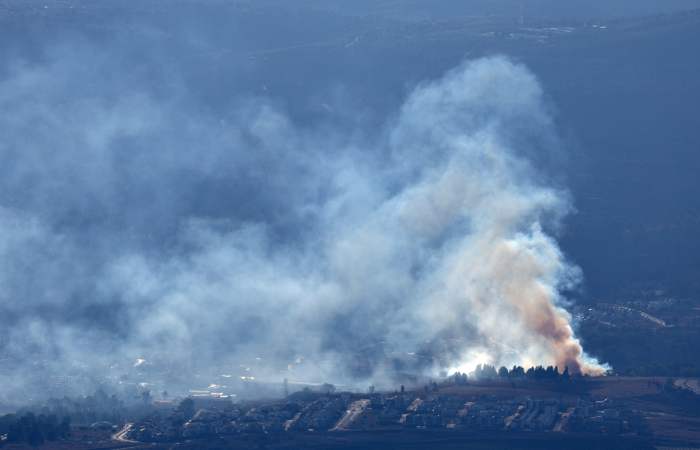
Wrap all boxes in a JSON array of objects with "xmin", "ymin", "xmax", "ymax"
[{"xmin": 0, "ymin": 39, "xmax": 604, "ymax": 405}]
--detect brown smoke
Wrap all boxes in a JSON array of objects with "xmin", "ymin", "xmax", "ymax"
[{"xmin": 390, "ymin": 57, "xmax": 607, "ymax": 376}]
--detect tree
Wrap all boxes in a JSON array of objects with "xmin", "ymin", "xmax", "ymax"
[
  {"xmin": 141, "ymin": 390, "xmax": 152, "ymax": 406},
  {"xmin": 483, "ymin": 365, "xmax": 498, "ymax": 379},
  {"xmin": 452, "ymin": 372, "xmax": 468, "ymax": 385},
  {"xmin": 562, "ymin": 367, "xmax": 571, "ymax": 381},
  {"xmin": 58, "ymin": 416, "xmax": 71, "ymax": 438},
  {"xmin": 534, "ymin": 366, "xmax": 546, "ymax": 379},
  {"xmin": 510, "ymin": 366, "xmax": 525, "ymax": 378},
  {"xmin": 177, "ymin": 398, "xmax": 195, "ymax": 421}
]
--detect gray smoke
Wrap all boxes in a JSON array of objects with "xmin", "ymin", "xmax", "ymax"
[{"xmin": 0, "ymin": 45, "xmax": 604, "ymax": 406}]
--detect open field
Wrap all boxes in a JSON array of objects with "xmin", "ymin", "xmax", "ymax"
[
  {"xmin": 439, "ymin": 377, "xmax": 700, "ymax": 446},
  {"xmin": 1, "ymin": 377, "xmax": 698, "ymax": 448}
]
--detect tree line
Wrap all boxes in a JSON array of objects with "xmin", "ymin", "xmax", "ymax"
[
  {"xmin": 0, "ymin": 412, "xmax": 70, "ymax": 447},
  {"xmin": 451, "ymin": 364, "xmax": 573, "ymax": 383}
]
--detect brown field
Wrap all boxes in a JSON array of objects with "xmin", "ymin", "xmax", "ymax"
[
  {"xmin": 437, "ymin": 376, "xmax": 700, "ymax": 446},
  {"xmin": 437, "ymin": 376, "xmax": 666, "ymax": 401}
]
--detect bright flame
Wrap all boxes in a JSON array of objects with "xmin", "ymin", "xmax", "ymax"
[{"xmin": 449, "ymin": 349, "xmax": 493, "ymax": 375}]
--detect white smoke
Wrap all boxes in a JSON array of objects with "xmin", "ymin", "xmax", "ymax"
[
  {"xmin": 102, "ymin": 56, "xmax": 604, "ymax": 377},
  {"xmin": 0, "ymin": 55, "xmax": 605, "ymax": 406}
]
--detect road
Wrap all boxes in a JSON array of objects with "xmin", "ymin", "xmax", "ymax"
[
  {"xmin": 112, "ymin": 423, "xmax": 139, "ymax": 444},
  {"xmin": 332, "ymin": 399, "xmax": 371, "ymax": 431}
]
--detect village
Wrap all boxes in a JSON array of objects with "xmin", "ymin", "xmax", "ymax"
[{"xmin": 125, "ymin": 371, "xmax": 649, "ymax": 444}]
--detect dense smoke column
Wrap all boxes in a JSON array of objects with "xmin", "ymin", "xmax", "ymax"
[{"xmin": 383, "ymin": 57, "xmax": 606, "ymax": 376}]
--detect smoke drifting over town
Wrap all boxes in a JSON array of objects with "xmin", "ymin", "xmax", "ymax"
[{"xmin": 0, "ymin": 35, "xmax": 605, "ymax": 404}]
